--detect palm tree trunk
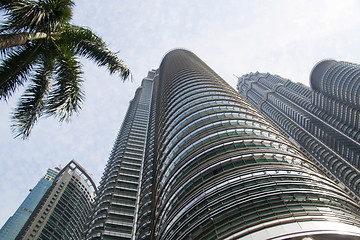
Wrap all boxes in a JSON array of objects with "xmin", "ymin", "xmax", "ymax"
[
  {"xmin": 0, "ymin": 33, "xmax": 30, "ymax": 50},
  {"xmin": 0, "ymin": 32, "xmax": 47, "ymax": 50}
]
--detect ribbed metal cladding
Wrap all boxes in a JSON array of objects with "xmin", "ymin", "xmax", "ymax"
[
  {"xmin": 310, "ymin": 59, "xmax": 360, "ymax": 110},
  {"xmin": 85, "ymin": 74, "xmax": 154, "ymax": 240},
  {"xmin": 148, "ymin": 50, "xmax": 360, "ymax": 239},
  {"xmin": 238, "ymin": 72, "xmax": 360, "ymax": 202},
  {"xmin": 136, "ymin": 73, "xmax": 159, "ymax": 240}
]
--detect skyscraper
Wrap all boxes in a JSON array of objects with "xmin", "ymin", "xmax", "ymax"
[
  {"xmin": 0, "ymin": 168, "xmax": 58, "ymax": 240},
  {"xmin": 237, "ymin": 60, "xmax": 360, "ymax": 201},
  {"xmin": 86, "ymin": 50, "xmax": 360, "ymax": 240},
  {"xmin": 16, "ymin": 160, "xmax": 96, "ymax": 240},
  {"xmin": 310, "ymin": 59, "xmax": 360, "ymax": 110},
  {"xmin": 85, "ymin": 70, "xmax": 155, "ymax": 239}
]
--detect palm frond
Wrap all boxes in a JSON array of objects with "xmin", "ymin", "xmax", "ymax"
[
  {"xmin": 1, "ymin": 0, "xmax": 43, "ymax": 33},
  {"xmin": 46, "ymin": 51, "xmax": 84, "ymax": 122},
  {"xmin": 0, "ymin": 41, "xmax": 42, "ymax": 100},
  {"xmin": 1, "ymin": 0, "xmax": 131, "ymax": 139},
  {"xmin": 1, "ymin": 0, "xmax": 74, "ymax": 33},
  {"xmin": 11, "ymin": 61, "xmax": 54, "ymax": 139},
  {"xmin": 59, "ymin": 25, "xmax": 130, "ymax": 80},
  {"xmin": 40, "ymin": 0, "xmax": 74, "ymax": 28},
  {"xmin": 0, "ymin": 0, "xmax": 22, "ymax": 10}
]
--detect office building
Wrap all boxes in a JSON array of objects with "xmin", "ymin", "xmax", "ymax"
[
  {"xmin": 85, "ymin": 70, "xmax": 155, "ymax": 239},
  {"xmin": 237, "ymin": 60, "xmax": 360, "ymax": 201},
  {"xmin": 16, "ymin": 160, "xmax": 97, "ymax": 240},
  {"xmin": 0, "ymin": 168, "xmax": 58, "ymax": 240},
  {"xmin": 86, "ymin": 50, "xmax": 360, "ymax": 240},
  {"xmin": 310, "ymin": 59, "xmax": 360, "ymax": 110}
]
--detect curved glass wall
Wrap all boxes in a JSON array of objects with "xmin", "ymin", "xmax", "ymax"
[
  {"xmin": 310, "ymin": 59, "xmax": 360, "ymax": 110},
  {"xmin": 147, "ymin": 50, "xmax": 360, "ymax": 240}
]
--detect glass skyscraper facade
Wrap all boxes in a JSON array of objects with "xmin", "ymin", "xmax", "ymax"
[
  {"xmin": 85, "ymin": 71, "xmax": 155, "ymax": 239},
  {"xmin": 16, "ymin": 160, "xmax": 97, "ymax": 240},
  {"xmin": 86, "ymin": 50, "xmax": 360, "ymax": 240},
  {"xmin": 0, "ymin": 169, "xmax": 58, "ymax": 240},
  {"xmin": 237, "ymin": 60, "xmax": 360, "ymax": 202},
  {"xmin": 310, "ymin": 59, "xmax": 360, "ymax": 110}
]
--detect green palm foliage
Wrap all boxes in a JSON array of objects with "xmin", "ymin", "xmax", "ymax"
[{"xmin": 0, "ymin": 0, "xmax": 130, "ymax": 138}]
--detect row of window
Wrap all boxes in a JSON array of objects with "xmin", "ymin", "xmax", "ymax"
[{"xmin": 159, "ymin": 165, "xmax": 359, "ymax": 240}]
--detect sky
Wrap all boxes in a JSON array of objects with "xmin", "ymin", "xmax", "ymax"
[{"xmin": 1, "ymin": 0, "xmax": 360, "ymax": 227}]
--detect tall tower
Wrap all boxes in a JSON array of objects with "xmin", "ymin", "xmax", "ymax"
[
  {"xmin": 237, "ymin": 60, "xmax": 360, "ymax": 201},
  {"xmin": 87, "ymin": 50, "xmax": 360, "ymax": 240},
  {"xmin": 85, "ymin": 71, "xmax": 155, "ymax": 239},
  {"xmin": 310, "ymin": 59, "xmax": 360, "ymax": 110},
  {"xmin": 16, "ymin": 160, "xmax": 96, "ymax": 240},
  {"xmin": 0, "ymin": 169, "xmax": 58, "ymax": 240}
]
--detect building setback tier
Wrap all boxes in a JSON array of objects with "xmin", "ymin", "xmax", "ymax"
[{"xmin": 238, "ymin": 70, "xmax": 360, "ymax": 202}]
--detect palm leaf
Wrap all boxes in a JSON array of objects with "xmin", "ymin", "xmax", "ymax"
[
  {"xmin": 1, "ymin": 0, "xmax": 44, "ymax": 33},
  {"xmin": 11, "ymin": 57, "xmax": 54, "ymax": 139},
  {"xmin": 59, "ymin": 25, "xmax": 130, "ymax": 80},
  {"xmin": 1, "ymin": 0, "xmax": 131, "ymax": 138},
  {"xmin": 39, "ymin": 0, "xmax": 74, "ymax": 29},
  {"xmin": 1, "ymin": 0, "xmax": 74, "ymax": 33},
  {"xmin": 0, "ymin": 41, "xmax": 42, "ymax": 100},
  {"xmin": 0, "ymin": 0, "xmax": 22, "ymax": 11},
  {"xmin": 46, "ymin": 51, "xmax": 84, "ymax": 122}
]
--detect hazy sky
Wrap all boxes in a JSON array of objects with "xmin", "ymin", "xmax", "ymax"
[{"xmin": 1, "ymin": 0, "xmax": 360, "ymax": 227}]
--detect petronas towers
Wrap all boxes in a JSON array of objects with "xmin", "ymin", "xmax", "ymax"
[{"xmin": 84, "ymin": 50, "xmax": 360, "ymax": 240}]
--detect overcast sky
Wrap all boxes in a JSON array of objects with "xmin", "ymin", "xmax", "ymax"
[{"xmin": 1, "ymin": 0, "xmax": 360, "ymax": 227}]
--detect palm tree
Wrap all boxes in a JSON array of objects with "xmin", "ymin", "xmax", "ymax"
[{"xmin": 0, "ymin": 0, "xmax": 130, "ymax": 138}]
